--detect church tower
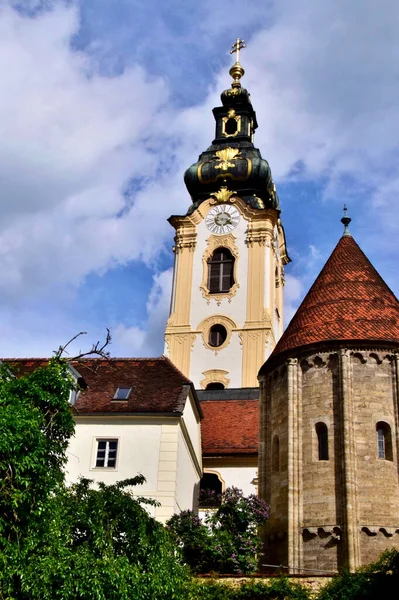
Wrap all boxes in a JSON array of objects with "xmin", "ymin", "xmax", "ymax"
[{"xmin": 165, "ymin": 40, "xmax": 289, "ymax": 389}]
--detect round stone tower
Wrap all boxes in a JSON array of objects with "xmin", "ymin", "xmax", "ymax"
[{"xmin": 258, "ymin": 213, "xmax": 399, "ymax": 574}]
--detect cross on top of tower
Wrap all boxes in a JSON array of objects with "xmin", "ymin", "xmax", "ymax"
[
  {"xmin": 229, "ymin": 38, "xmax": 246, "ymax": 88},
  {"xmin": 230, "ymin": 38, "xmax": 246, "ymax": 64}
]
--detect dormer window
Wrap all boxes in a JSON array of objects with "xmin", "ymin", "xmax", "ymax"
[
  {"xmin": 63, "ymin": 364, "xmax": 85, "ymax": 405},
  {"xmin": 113, "ymin": 387, "xmax": 132, "ymax": 401}
]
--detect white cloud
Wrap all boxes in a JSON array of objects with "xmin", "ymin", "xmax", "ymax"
[
  {"xmin": 283, "ymin": 242, "xmax": 326, "ymax": 326},
  {"xmin": 0, "ymin": 0, "xmax": 398, "ymax": 357},
  {"xmin": 241, "ymin": 0, "xmax": 399, "ymax": 196},
  {"xmin": 0, "ymin": 1, "xmax": 171, "ymax": 301},
  {"xmin": 112, "ymin": 268, "xmax": 172, "ymax": 356},
  {"xmin": 284, "ymin": 273, "xmax": 303, "ymax": 325}
]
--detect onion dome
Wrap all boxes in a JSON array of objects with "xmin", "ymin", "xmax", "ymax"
[
  {"xmin": 259, "ymin": 211, "xmax": 399, "ymax": 373},
  {"xmin": 184, "ymin": 39, "xmax": 279, "ymax": 214}
]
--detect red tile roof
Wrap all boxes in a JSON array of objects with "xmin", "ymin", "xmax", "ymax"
[
  {"xmin": 262, "ymin": 235, "xmax": 399, "ymax": 371},
  {"xmin": 6, "ymin": 357, "xmax": 200, "ymax": 416},
  {"xmin": 201, "ymin": 400, "xmax": 258, "ymax": 456}
]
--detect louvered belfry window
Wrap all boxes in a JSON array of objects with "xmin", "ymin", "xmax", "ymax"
[{"xmin": 208, "ymin": 248, "xmax": 234, "ymax": 294}]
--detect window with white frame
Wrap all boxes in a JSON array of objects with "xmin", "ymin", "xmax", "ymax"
[{"xmin": 95, "ymin": 439, "xmax": 118, "ymax": 468}]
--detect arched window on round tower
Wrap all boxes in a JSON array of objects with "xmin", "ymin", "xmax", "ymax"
[
  {"xmin": 272, "ymin": 435, "xmax": 280, "ymax": 472},
  {"xmin": 207, "ymin": 248, "xmax": 235, "ymax": 294},
  {"xmin": 316, "ymin": 422, "xmax": 329, "ymax": 461},
  {"xmin": 376, "ymin": 422, "xmax": 393, "ymax": 461}
]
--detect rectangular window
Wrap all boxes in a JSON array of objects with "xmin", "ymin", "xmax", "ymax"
[{"xmin": 95, "ymin": 439, "xmax": 118, "ymax": 468}]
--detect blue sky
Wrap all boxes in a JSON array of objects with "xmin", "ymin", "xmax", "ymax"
[{"xmin": 1, "ymin": 0, "xmax": 399, "ymax": 358}]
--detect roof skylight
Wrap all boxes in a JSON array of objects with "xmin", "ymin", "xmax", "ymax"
[{"xmin": 113, "ymin": 387, "xmax": 132, "ymax": 400}]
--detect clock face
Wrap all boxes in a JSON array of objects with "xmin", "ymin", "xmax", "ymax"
[{"xmin": 205, "ymin": 204, "xmax": 240, "ymax": 235}]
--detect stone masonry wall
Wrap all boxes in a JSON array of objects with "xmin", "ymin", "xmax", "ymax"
[
  {"xmin": 351, "ymin": 351, "xmax": 399, "ymax": 565},
  {"xmin": 300, "ymin": 353, "xmax": 342, "ymax": 573},
  {"xmin": 259, "ymin": 346, "xmax": 399, "ymax": 574},
  {"xmin": 260, "ymin": 348, "xmax": 399, "ymax": 574},
  {"xmin": 261, "ymin": 365, "xmax": 289, "ymax": 569}
]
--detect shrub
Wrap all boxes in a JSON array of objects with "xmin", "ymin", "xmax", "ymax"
[
  {"xmin": 318, "ymin": 549, "xmax": 399, "ymax": 600},
  {"xmin": 188, "ymin": 578, "xmax": 311, "ymax": 600},
  {"xmin": 167, "ymin": 487, "xmax": 269, "ymax": 575}
]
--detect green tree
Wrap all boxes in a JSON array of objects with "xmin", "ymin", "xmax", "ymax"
[
  {"xmin": 0, "ymin": 359, "xmax": 75, "ymax": 596},
  {"xmin": 0, "ymin": 359, "xmax": 190, "ymax": 599},
  {"xmin": 167, "ymin": 487, "xmax": 269, "ymax": 575},
  {"xmin": 15, "ymin": 477, "xmax": 190, "ymax": 599}
]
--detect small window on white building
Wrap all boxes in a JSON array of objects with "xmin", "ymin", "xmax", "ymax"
[
  {"xmin": 95, "ymin": 440, "xmax": 118, "ymax": 468},
  {"xmin": 113, "ymin": 387, "xmax": 132, "ymax": 400}
]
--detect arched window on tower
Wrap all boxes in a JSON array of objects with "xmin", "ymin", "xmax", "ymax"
[
  {"xmin": 207, "ymin": 248, "xmax": 235, "ymax": 294},
  {"xmin": 208, "ymin": 324, "xmax": 227, "ymax": 348},
  {"xmin": 272, "ymin": 435, "xmax": 280, "ymax": 472},
  {"xmin": 376, "ymin": 422, "xmax": 393, "ymax": 461},
  {"xmin": 205, "ymin": 382, "xmax": 225, "ymax": 390},
  {"xmin": 316, "ymin": 422, "xmax": 329, "ymax": 461}
]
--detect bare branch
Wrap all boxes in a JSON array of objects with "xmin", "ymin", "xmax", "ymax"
[
  {"xmin": 54, "ymin": 332, "xmax": 87, "ymax": 359},
  {"xmin": 54, "ymin": 328, "xmax": 112, "ymax": 362}
]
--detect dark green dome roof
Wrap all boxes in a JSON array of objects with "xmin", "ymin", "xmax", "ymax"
[{"xmin": 184, "ymin": 81, "xmax": 280, "ymax": 214}]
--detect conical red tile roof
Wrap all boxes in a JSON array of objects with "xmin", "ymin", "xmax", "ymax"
[{"xmin": 263, "ymin": 235, "xmax": 399, "ymax": 368}]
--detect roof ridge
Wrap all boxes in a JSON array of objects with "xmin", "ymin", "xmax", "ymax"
[{"xmin": 161, "ymin": 355, "xmax": 192, "ymax": 383}]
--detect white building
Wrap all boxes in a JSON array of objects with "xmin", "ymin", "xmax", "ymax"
[{"xmin": 10, "ymin": 357, "xmax": 202, "ymax": 524}]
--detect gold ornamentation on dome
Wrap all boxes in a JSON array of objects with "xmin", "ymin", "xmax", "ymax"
[
  {"xmin": 253, "ymin": 196, "xmax": 265, "ymax": 209},
  {"xmin": 222, "ymin": 114, "xmax": 241, "ymax": 137},
  {"xmin": 214, "ymin": 147, "xmax": 241, "ymax": 170},
  {"xmin": 210, "ymin": 186, "xmax": 237, "ymax": 204}
]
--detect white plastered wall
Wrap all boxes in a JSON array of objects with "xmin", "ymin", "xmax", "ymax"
[
  {"xmin": 66, "ymin": 418, "xmax": 162, "ymax": 490},
  {"xmin": 175, "ymin": 427, "xmax": 201, "ymax": 515},
  {"xmin": 189, "ymin": 211, "xmax": 248, "ymax": 388},
  {"xmin": 204, "ymin": 463, "xmax": 258, "ymax": 497},
  {"xmin": 198, "ymin": 462, "xmax": 258, "ymax": 521},
  {"xmin": 66, "ymin": 413, "xmax": 202, "ymax": 523}
]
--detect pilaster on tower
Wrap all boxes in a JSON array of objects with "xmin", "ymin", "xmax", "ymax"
[{"xmin": 165, "ymin": 44, "xmax": 290, "ymax": 389}]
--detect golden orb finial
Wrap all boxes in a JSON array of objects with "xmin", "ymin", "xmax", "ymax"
[{"xmin": 229, "ymin": 38, "xmax": 246, "ymax": 88}]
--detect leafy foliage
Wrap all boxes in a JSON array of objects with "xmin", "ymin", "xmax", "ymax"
[
  {"xmin": 11, "ymin": 477, "xmax": 190, "ymax": 599},
  {"xmin": 167, "ymin": 487, "xmax": 269, "ymax": 575},
  {"xmin": 198, "ymin": 488, "xmax": 222, "ymax": 508},
  {"xmin": 318, "ymin": 549, "xmax": 399, "ymax": 600},
  {"xmin": 0, "ymin": 360, "xmax": 190, "ymax": 599},
  {"xmin": 0, "ymin": 359, "xmax": 75, "ymax": 597}
]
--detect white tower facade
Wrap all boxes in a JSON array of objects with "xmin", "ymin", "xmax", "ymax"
[{"xmin": 165, "ymin": 51, "xmax": 289, "ymax": 389}]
